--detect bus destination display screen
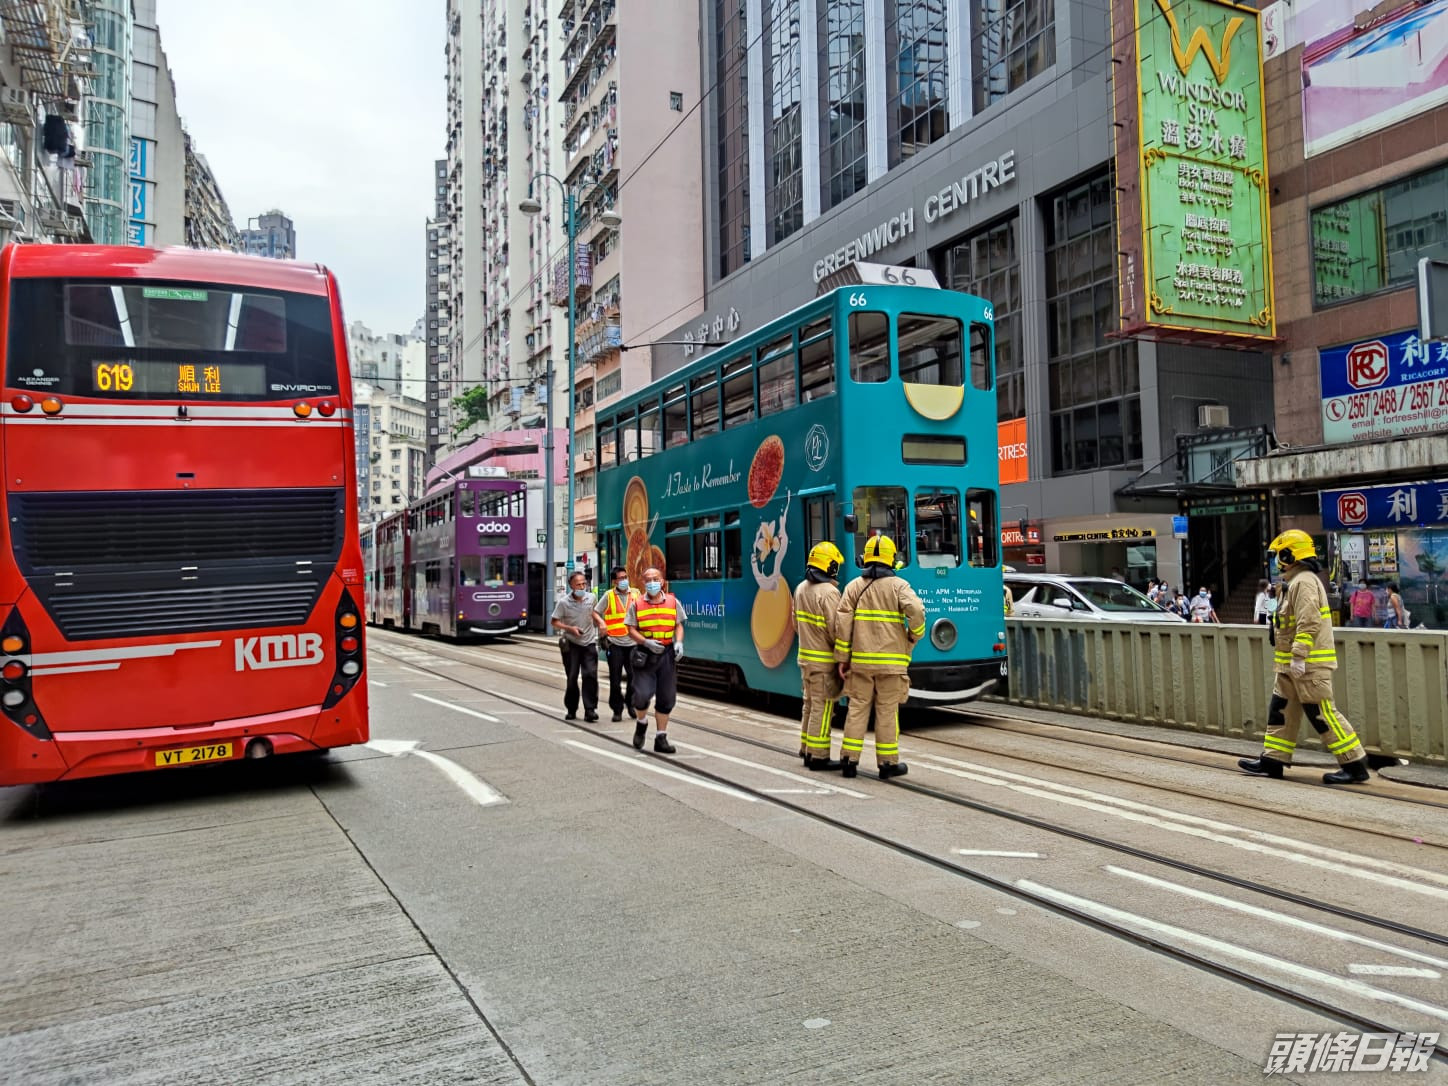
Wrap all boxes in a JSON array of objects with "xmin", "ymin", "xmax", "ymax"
[{"xmin": 91, "ymin": 360, "xmax": 267, "ymax": 397}]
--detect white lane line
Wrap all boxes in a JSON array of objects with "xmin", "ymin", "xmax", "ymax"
[
  {"xmin": 682, "ymin": 744, "xmax": 871, "ymax": 799},
  {"xmin": 1018, "ymin": 878, "xmax": 1448, "ymax": 1025},
  {"xmin": 398, "ymin": 665, "xmax": 431, "ymax": 677},
  {"xmin": 764, "ymin": 788, "xmax": 833, "ymax": 795},
  {"xmin": 916, "ymin": 758, "xmax": 1448, "ymax": 902},
  {"xmin": 564, "ymin": 740, "xmax": 758, "ymax": 803},
  {"xmin": 955, "ymin": 850, "xmax": 1042, "ymax": 859},
  {"xmin": 412, "ymin": 692, "xmax": 501, "ymax": 723},
  {"xmin": 508, "ymin": 694, "xmax": 564, "ymax": 715},
  {"xmin": 363, "ymin": 739, "xmax": 507, "ymax": 808},
  {"xmin": 923, "ymin": 752, "xmax": 1448, "ymax": 889},
  {"xmin": 368, "ymin": 680, "xmax": 389, "ymax": 688},
  {"xmin": 1349, "ymin": 964, "xmax": 1442, "ymax": 979},
  {"xmin": 1105, "ymin": 865, "xmax": 1448, "ymax": 969}
]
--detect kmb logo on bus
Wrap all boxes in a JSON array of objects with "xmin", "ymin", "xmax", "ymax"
[
  {"xmin": 1345, "ymin": 341, "xmax": 1389, "ymax": 391},
  {"xmin": 1336, "ymin": 492, "xmax": 1368, "ymax": 528},
  {"xmin": 234, "ymin": 633, "xmax": 325, "ymax": 671}
]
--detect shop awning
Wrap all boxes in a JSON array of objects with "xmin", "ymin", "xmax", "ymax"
[{"xmin": 1234, "ymin": 434, "xmax": 1448, "ymax": 492}]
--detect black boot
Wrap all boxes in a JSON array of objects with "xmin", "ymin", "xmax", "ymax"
[
  {"xmin": 1238, "ymin": 756, "xmax": 1286, "ymax": 779},
  {"xmin": 1323, "ymin": 758, "xmax": 1371, "ymax": 785},
  {"xmin": 879, "ymin": 762, "xmax": 909, "ymax": 780},
  {"xmin": 805, "ymin": 755, "xmax": 841, "ymax": 771},
  {"xmin": 653, "ymin": 734, "xmax": 676, "ymax": 755},
  {"xmin": 840, "ymin": 759, "xmax": 857, "ymax": 778},
  {"xmin": 632, "ymin": 720, "xmax": 647, "ymax": 749}
]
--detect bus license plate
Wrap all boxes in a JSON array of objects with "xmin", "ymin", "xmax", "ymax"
[{"xmin": 154, "ymin": 743, "xmax": 233, "ymax": 768}]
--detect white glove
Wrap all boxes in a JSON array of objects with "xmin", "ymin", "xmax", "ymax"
[
  {"xmin": 647, "ymin": 640, "xmax": 666, "ymax": 655},
  {"xmin": 673, "ymin": 642, "xmax": 684, "ymax": 660},
  {"xmin": 1289, "ymin": 658, "xmax": 1307, "ymax": 677}
]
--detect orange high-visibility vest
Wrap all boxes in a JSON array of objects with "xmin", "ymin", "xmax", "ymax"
[
  {"xmin": 602, "ymin": 588, "xmax": 639, "ymax": 637},
  {"xmin": 635, "ymin": 595, "xmax": 680, "ymax": 641}
]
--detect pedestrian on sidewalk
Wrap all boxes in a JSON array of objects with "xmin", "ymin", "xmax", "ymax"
[
  {"xmin": 593, "ymin": 565, "xmax": 640, "ymax": 721},
  {"xmin": 1384, "ymin": 583, "xmax": 1408, "ymax": 630},
  {"xmin": 626, "ymin": 567, "xmax": 684, "ymax": 754},
  {"xmin": 1239, "ymin": 530, "xmax": 1372, "ymax": 785},
  {"xmin": 550, "ymin": 570, "xmax": 599, "ymax": 722},
  {"xmin": 1189, "ymin": 588, "xmax": 1219, "ymax": 623},
  {"xmin": 1253, "ymin": 579, "xmax": 1272, "ymax": 626},
  {"xmin": 1348, "ymin": 581, "xmax": 1375, "ymax": 627}
]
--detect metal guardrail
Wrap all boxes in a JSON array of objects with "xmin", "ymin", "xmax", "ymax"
[{"xmin": 1000, "ymin": 618, "xmax": 1448, "ymax": 766}]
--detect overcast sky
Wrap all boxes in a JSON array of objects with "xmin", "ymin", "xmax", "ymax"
[{"xmin": 157, "ymin": 1, "xmax": 444, "ymax": 337}]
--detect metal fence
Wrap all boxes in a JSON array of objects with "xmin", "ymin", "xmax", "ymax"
[{"xmin": 999, "ymin": 618, "xmax": 1448, "ymax": 765}]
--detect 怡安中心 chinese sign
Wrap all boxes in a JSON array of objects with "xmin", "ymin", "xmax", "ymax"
[
  {"xmin": 1320, "ymin": 480, "xmax": 1448, "ymax": 532},
  {"xmin": 1134, "ymin": 0, "xmax": 1274, "ymax": 339},
  {"xmin": 1319, "ymin": 329, "xmax": 1448, "ymax": 445}
]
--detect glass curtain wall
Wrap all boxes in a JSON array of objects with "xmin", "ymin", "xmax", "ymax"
[
  {"xmin": 886, "ymin": 0, "xmax": 948, "ymax": 167},
  {"xmin": 819, "ymin": 0, "xmax": 867, "ymax": 211},
  {"xmin": 942, "ymin": 216, "xmax": 1022, "ymax": 422},
  {"xmin": 717, "ymin": 0, "xmax": 752, "ymax": 277},
  {"xmin": 971, "ymin": 0, "xmax": 1054, "ymax": 113},
  {"xmin": 85, "ymin": 0, "xmax": 133, "ymax": 245},
  {"xmin": 765, "ymin": 0, "xmax": 804, "ymax": 244}
]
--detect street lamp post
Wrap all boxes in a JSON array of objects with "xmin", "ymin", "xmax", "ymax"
[{"xmin": 520, "ymin": 177, "xmax": 620, "ymax": 595}]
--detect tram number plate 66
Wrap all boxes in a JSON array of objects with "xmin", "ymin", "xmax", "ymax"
[{"xmin": 155, "ymin": 743, "xmax": 233, "ymax": 768}]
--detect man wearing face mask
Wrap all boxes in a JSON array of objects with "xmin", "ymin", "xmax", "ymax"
[
  {"xmin": 625, "ymin": 566, "xmax": 684, "ymax": 754},
  {"xmin": 1189, "ymin": 587, "xmax": 1219, "ymax": 623},
  {"xmin": 593, "ymin": 565, "xmax": 640, "ymax": 722},
  {"xmin": 551, "ymin": 570, "xmax": 600, "ymax": 722}
]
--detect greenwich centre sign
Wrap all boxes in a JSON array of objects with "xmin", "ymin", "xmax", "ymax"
[{"xmin": 812, "ymin": 149, "xmax": 1017, "ymax": 283}]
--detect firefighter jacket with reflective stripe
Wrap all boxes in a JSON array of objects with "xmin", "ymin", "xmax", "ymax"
[
  {"xmin": 599, "ymin": 587, "xmax": 640, "ymax": 639},
  {"xmin": 793, "ymin": 578, "xmax": 841, "ymax": 668},
  {"xmin": 628, "ymin": 593, "xmax": 681, "ymax": 642},
  {"xmin": 834, "ymin": 572, "xmax": 926, "ymax": 671},
  {"xmin": 1273, "ymin": 565, "xmax": 1337, "ymax": 673}
]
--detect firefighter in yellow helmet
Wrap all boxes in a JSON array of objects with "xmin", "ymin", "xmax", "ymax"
[
  {"xmin": 1239, "ymin": 529, "xmax": 1372, "ymax": 785},
  {"xmin": 793, "ymin": 541, "xmax": 845, "ymax": 770},
  {"xmin": 833, "ymin": 534, "xmax": 926, "ymax": 779}
]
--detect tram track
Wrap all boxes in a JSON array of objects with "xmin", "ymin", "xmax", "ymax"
[{"xmin": 367, "ymin": 629, "xmax": 1448, "ymax": 1060}]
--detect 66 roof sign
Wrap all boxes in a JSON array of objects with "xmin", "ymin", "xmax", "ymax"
[
  {"xmin": 1319, "ymin": 328, "xmax": 1448, "ymax": 444},
  {"xmin": 1320, "ymin": 480, "xmax": 1448, "ymax": 531}
]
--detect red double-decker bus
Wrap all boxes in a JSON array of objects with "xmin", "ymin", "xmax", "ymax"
[{"xmin": 0, "ymin": 245, "xmax": 368, "ymax": 785}]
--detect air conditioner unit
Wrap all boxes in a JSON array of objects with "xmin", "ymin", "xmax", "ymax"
[
  {"xmin": 581, "ymin": 451, "xmax": 594, "ymax": 462},
  {"xmin": 1198, "ymin": 404, "xmax": 1230, "ymax": 429}
]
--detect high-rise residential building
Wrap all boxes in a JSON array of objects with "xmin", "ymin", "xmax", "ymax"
[
  {"xmin": 129, "ymin": 0, "xmax": 186, "ymax": 247},
  {"xmin": 425, "ymin": 158, "xmax": 450, "ymax": 460},
  {"xmin": 182, "ymin": 131, "xmax": 240, "ymax": 250},
  {"xmin": 347, "ymin": 321, "xmax": 421, "ymax": 396},
  {"xmin": 0, "ymin": 2, "xmax": 93, "ymax": 244},
  {"xmin": 353, "ymin": 382, "xmax": 429, "ymax": 527},
  {"xmin": 83, "ymin": 0, "xmax": 132, "ymax": 244},
  {"xmin": 241, "ymin": 209, "xmax": 296, "ymax": 259}
]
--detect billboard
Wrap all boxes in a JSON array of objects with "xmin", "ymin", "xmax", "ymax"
[
  {"xmin": 1319, "ymin": 328, "xmax": 1448, "ymax": 444},
  {"xmin": 998, "ymin": 417, "xmax": 1028, "ymax": 484},
  {"xmin": 1123, "ymin": 0, "xmax": 1274, "ymax": 341},
  {"xmin": 1301, "ymin": 0, "xmax": 1448, "ymax": 158}
]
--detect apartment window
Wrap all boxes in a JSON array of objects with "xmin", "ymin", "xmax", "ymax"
[
  {"xmin": 887, "ymin": 0, "xmax": 948, "ymax": 167},
  {"xmin": 765, "ymin": 0, "xmax": 804, "ymax": 245},
  {"xmin": 820, "ymin": 0, "xmax": 868, "ymax": 212},
  {"xmin": 972, "ymin": 0, "xmax": 1055, "ymax": 112},
  {"xmin": 1045, "ymin": 172, "xmax": 1141, "ymax": 475},
  {"xmin": 941, "ymin": 215, "xmax": 1022, "ymax": 422},
  {"xmin": 716, "ymin": 0, "xmax": 752, "ymax": 277}
]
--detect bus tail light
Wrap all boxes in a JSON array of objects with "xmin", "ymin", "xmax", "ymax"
[
  {"xmin": 40, "ymin": 396, "xmax": 63, "ymax": 415},
  {"xmin": 293, "ymin": 402, "xmax": 314, "ymax": 419},
  {"xmin": 322, "ymin": 589, "xmax": 364, "ymax": 709},
  {"xmin": 10, "ymin": 395, "xmax": 34, "ymax": 413},
  {"xmin": 317, "ymin": 400, "xmax": 336, "ymax": 417},
  {"xmin": 0, "ymin": 610, "xmax": 48, "ymax": 740}
]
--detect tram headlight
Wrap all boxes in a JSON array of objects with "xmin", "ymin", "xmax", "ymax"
[{"xmin": 930, "ymin": 618, "xmax": 957, "ymax": 651}]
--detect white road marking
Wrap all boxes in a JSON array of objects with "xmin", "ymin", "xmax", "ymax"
[
  {"xmin": 1018, "ymin": 878, "xmax": 1448, "ymax": 1025},
  {"xmin": 363, "ymin": 739, "xmax": 507, "ymax": 807},
  {"xmin": 397, "ymin": 665, "xmax": 431, "ymax": 677},
  {"xmin": 916, "ymin": 756, "xmax": 1448, "ymax": 901},
  {"xmin": 682, "ymin": 744, "xmax": 871, "ymax": 799},
  {"xmin": 412, "ymin": 692, "xmax": 501, "ymax": 723},
  {"xmin": 368, "ymin": 680, "xmax": 388, "ymax": 688},
  {"xmin": 1105, "ymin": 865, "xmax": 1448, "ymax": 969},
  {"xmin": 506, "ymin": 694, "xmax": 564, "ymax": 715},
  {"xmin": 1348, "ymin": 964, "xmax": 1442, "ymax": 979},
  {"xmin": 955, "ymin": 850, "xmax": 1042, "ymax": 858},
  {"xmin": 564, "ymin": 740, "xmax": 758, "ymax": 802},
  {"xmin": 764, "ymin": 788, "xmax": 833, "ymax": 795}
]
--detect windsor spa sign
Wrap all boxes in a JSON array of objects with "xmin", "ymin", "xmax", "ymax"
[{"xmin": 1133, "ymin": 0, "xmax": 1274, "ymax": 340}]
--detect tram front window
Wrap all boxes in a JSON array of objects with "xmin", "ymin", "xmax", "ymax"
[
  {"xmin": 915, "ymin": 488, "xmax": 961, "ymax": 569},
  {"xmin": 851, "ymin": 486, "xmax": 909, "ymax": 567}
]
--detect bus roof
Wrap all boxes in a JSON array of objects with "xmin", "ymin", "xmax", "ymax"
[{"xmin": 4, "ymin": 244, "xmax": 331, "ymax": 296}]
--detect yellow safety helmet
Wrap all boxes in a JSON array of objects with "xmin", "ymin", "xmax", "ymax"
[
  {"xmin": 806, "ymin": 541, "xmax": 844, "ymax": 577},
  {"xmin": 1268, "ymin": 528, "xmax": 1317, "ymax": 565},
  {"xmin": 862, "ymin": 534, "xmax": 897, "ymax": 567}
]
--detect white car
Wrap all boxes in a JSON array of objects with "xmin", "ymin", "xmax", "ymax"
[{"xmin": 1006, "ymin": 573, "xmax": 1187, "ymax": 622}]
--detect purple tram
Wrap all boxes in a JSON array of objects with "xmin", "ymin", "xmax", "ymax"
[{"xmin": 372, "ymin": 477, "xmax": 528, "ymax": 637}]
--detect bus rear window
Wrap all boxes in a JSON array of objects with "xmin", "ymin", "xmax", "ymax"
[{"xmin": 5, "ymin": 279, "xmax": 340, "ymax": 400}]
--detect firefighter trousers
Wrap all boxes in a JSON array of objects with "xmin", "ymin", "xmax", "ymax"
[
  {"xmin": 799, "ymin": 665, "xmax": 842, "ymax": 757},
  {"xmin": 840, "ymin": 669, "xmax": 909, "ymax": 767},
  {"xmin": 1260, "ymin": 671, "xmax": 1364, "ymax": 765}
]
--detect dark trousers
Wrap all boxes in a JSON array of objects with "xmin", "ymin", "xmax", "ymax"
[
  {"xmin": 603, "ymin": 642, "xmax": 634, "ymax": 716},
  {"xmin": 633, "ymin": 648, "xmax": 677, "ymax": 715},
  {"xmin": 560, "ymin": 640, "xmax": 599, "ymax": 715}
]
